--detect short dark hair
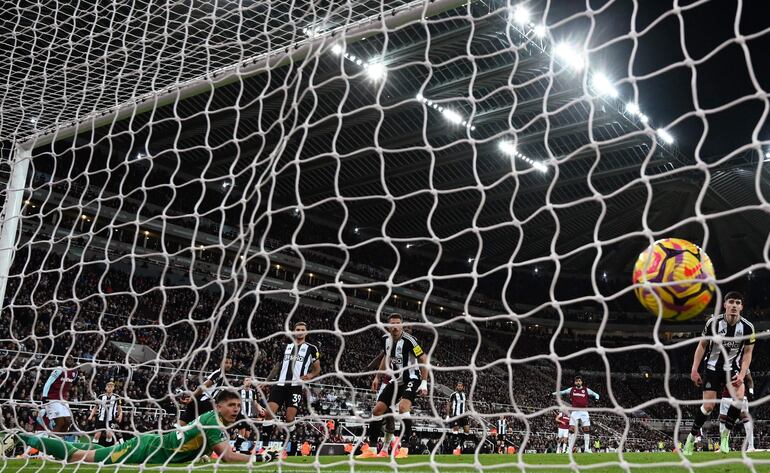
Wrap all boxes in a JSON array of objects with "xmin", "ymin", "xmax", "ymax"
[
  {"xmin": 387, "ymin": 313, "xmax": 402, "ymax": 322},
  {"xmin": 574, "ymin": 375, "xmax": 582, "ymax": 381},
  {"xmin": 215, "ymin": 390, "xmax": 241, "ymax": 404},
  {"xmin": 724, "ymin": 291, "xmax": 744, "ymax": 303},
  {"xmin": 294, "ymin": 321, "xmax": 307, "ymax": 329}
]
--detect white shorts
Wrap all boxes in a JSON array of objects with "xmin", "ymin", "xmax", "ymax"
[
  {"xmin": 45, "ymin": 401, "xmax": 71, "ymax": 419},
  {"xmin": 569, "ymin": 410, "xmax": 590, "ymax": 427},
  {"xmin": 719, "ymin": 397, "xmax": 748, "ymax": 416},
  {"xmin": 557, "ymin": 428, "xmax": 569, "ymax": 438}
]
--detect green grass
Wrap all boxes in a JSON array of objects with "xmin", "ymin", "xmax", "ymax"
[{"xmin": 4, "ymin": 453, "xmax": 770, "ymax": 473}]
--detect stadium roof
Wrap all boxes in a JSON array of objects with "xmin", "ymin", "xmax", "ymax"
[{"xmin": 2, "ymin": 0, "xmax": 769, "ymax": 285}]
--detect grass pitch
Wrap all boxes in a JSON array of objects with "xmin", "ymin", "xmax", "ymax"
[{"xmin": 4, "ymin": 452, "xmax": 770, "ymax": 472}]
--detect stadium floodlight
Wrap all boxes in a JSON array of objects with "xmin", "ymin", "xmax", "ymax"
[
  {"xmin": 365, "ymin": 62, "xmax": 386, "ymax": 80},
  {"xmin": 498, "ymin": 141, "xmax": 517, "ymax": 155},
  {"xmin": 442, "ymin": 109, "xmax": 463, "ymax": 124},
  {"xmin": 765, "ymin": 151, "xmax": 770, "ymax": 161},
  {"xmin": 416, "ymin": 93, "xmax": 424, "ymax": 101},
  {"xmin": 511, "ymin": 5, "xmax": 530, "ymax": 25},
  {"xmin": 591, "ymin": 73, "xmax": 618, "ymax": 97},
  {"xmin": 625, "ymin": 102, "xmax": 640, "ymax": 115},
  {"xmin": 639, "ymin": 114, "xmax": 649, "ymax": 124},
  {"xmin": 533, "ymin": 161, "xmax": 548, "ymax": 172},
  {"xmin": 656, "ymin": 129, "xmax": 674, "ymax": 144},
  {"xmin": 331, "ymin": 44, "xmax": 344, "ymax": 55},
  {"xmin": 534, "ymin": 25, "xmax": 547, "ymax": 37},
  {"xmin": 554, "ymin": 43, "xmax": 584, "ymax": 71}
]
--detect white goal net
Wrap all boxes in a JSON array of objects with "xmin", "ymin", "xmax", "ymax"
[{"xmin": 1, "ymin": 0, "xmax": 769, "ymax": 471}]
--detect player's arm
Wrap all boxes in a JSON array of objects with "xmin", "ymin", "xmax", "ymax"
[
  {"xmin": 416, "ymin": 353, "xmax": 429, "ymax": 396},
  {"xmin": 733, "ymin": 343, "xmax": 753, "ymax": 387},
  {"xmin": 116, "ymin": 398, "xmax": 123, "ymax": 423},
  {"xmin": 690, "ymin": 339, "xmax": 709, "ymax": 386},
  {"xmin": 41, "ymin": 369, "xmax": 62, "ymax": 403},
  {"xmin": 371, "ymin": 353, "xmax": 387, "ymax": 392},
  {"xmin": 211, "ymin": 441, "xmax": 259, "ymax": 462},
  {"xmin": 301, "ymin": 360, "xmax": 321, "ymax": 381},
  {"xmin": 587, "ymin": 388, "xmax": 600, "ymax": 400},
  {"xmin": 551, "ymin": 388, "xmax": 571, "ymax": 397}
]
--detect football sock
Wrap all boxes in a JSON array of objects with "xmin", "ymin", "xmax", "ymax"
[
  {"xmin": 383, "ymin": 432, "xmax": 393, "ymax": 452},
  {"xmin": 583, "ymin": 434, "xmax": 590, "ymax": 451},
  {"xmin": 567, "ymin": 433, "xmax": 576, "ymax": 452},
  {"xmin": 691, "ymin": 405, "xmax": 710, "ymax": 435},
  {"xmin": 368, "ymin": 419, "xmax": 382, "ymax": 450},
  {"xmin": 745, "ymin": 419, "xmax": 754, "ymax": 449},
  {"xmin": 724, "ymin": 404, "xmax": 741, "ymax": 430}
]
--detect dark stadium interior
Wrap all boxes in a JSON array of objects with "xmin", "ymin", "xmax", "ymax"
[{"xmin": 1, "ymin": 0, "xmax": 770, "ymax": 457}]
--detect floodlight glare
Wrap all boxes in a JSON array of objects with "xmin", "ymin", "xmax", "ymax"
[
  {"xmin": 442, "ymin": 109, "xmax": 463, "ymax": 124},
  {"xmin": 533, "ymin": 25, "xmax": 546, "ymax": 37},
  {"xmin": 764, "ymin": 151, "xmax": 770, "ymax": 161},
  {"xmin": 366, "ymin": 62, "xmax": 386, "ymax": 80},
  {"xmin": 331, "ymin": 44, "xmax": 343, "ymax": 55},
  {"xmin": 656, "ymin": 129, "xmax": 674, "ymax": 145},
  {"xmin": 591, "ymin": 73, "xmax": 618, "ymax": 98},
  {"xmin": 533, "ymin": 162, "xmax": 548, "ymax": 172},
  {"xmin": 499, "ymin": 141, "xmax": 517, "ymax": 155},
  {"xmin": 554, "ymin": 43, "xmax": 584, "ymax": 71},
  {"xmin": 512, "ymin": 5, "xmax": 530, "ymax": 25},
  {"xmin": 625, "ymin": 102, "xmax": 640, "ymax": 115}
]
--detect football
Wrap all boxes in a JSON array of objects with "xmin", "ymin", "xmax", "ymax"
[{"xmin": 632, "ymin": 238, "xmax": 716, "ymax": 321}]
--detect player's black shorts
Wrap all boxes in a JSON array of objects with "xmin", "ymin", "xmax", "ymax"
[
  {"xmin": 268, "ymin": 385, "xmax": 304, "ymax": 410},
  {"xmin": 179, "ymin": 398, "xmax": 215, "ymax": 423},
  {"xmin": 94, "ymin": 419, "xmax": 117, "ymax": 430},
  {"xmin": 376, "ymin": 379, "xmax": 418, "ymax": 405},
  {"xmin": 450, "ymin": 415, "xmax": 470, "ymax": 428},
  {"xmin": 702, "ymin": 368, "xmax": 738, "ymax": 392}
]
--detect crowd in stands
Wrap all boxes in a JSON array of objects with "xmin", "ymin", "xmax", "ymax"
[{"xmin": 1, "ymin": 235, "xmax": 768, "ymax": 453}]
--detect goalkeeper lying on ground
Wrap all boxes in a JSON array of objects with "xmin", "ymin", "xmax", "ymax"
[{"xmin": 3, "ymin": 390, "xmax": 273, "ymax": 464}]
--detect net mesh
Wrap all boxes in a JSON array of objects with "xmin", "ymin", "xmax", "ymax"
[{"xmin": 1, "ymin": 0, "xmax": 769, "ymax": 471}]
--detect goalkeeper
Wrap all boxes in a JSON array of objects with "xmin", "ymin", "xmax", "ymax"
[{"xmin": 3, "ymin": 390, "xmax": 273, "ymax": 464}]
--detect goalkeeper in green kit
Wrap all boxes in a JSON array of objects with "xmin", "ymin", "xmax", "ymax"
[{"xmin": 3, "ymin": 390, "xmax": 273, "ymax": 464}]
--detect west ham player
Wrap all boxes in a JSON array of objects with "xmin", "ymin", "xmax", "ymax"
[
  {"xmin": 552, "ymin": 375, "xmax": 600, "ymax": 453},
  {"xmin": 88, "ymin": 381, "xmax": 123, "ymax": 446},
  {"xmin": 718, "ymin": 370, "xmax": 755, "ymax": 451},
  {"xmin": 555, "ymin": 411, "xmax": 570, "ymax": 453},
  {"xmin": 41, "ymin": 362, "xmax": 79, "ymax": 434},
  {"xmin": 261, "ymin": 322, "xmax": 321, "ymax": 454},
  {"xmin": 359, "ymin": 313, "xmax": 429, "ymax": 459},
  {"xmin": 446, "ymin": 381, "xmax": 469, "ymax": 452},
  {"xmin": 683, "ymin": 292, "xmax": 755, "ymax": 455}
]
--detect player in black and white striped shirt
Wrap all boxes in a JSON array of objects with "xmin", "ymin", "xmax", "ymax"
[
  {"xmin": 683, "ymin": 292, "xmax": 756, "ymax": 456},
  {"xmin": 359, "ymin": 313, "xmax": 429, "ymax": 459},
  {"xmin": 261, "ymin": 322, "xmax": 321, "ymax": 453},
  {"xmin": 179, "ymin": 356, "xmax": 234, "ymax": 426},
  {"xmin": 446, "ymin": 382, "xmax": 469, "ymax": 451},
  {"xmin": 87, "ymin": 381, "xmax": 123, "ymax": 446}
]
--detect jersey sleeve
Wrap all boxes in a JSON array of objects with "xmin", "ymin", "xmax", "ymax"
[
  {"xmin": 746, "ymin": 322, "xmax": 756, "ymax": 345},
  {"xmin": 205, "ymin": 369, "xmax": 221, "ymax": 384},
  {"xmin": 702, "ymin": 317, "xmax": 714, "ymax": 337},
  {"xmin": 409, "ymin": 338, "xmax": 424, "ymax": 357},
  {"xmin": 42, "ymin": 369, "xmax": 62, "ymax": 397}
]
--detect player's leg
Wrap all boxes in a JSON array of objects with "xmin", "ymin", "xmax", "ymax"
[
  {"xmin": 719, "ymin": 383, "xmax": 745, "ymax": 453},
  {"xmin": 262, "ymin": 386, "xmax": 286, "ymax": 445},
  {"xmin": 284, "ymin": 403, "xmax": 300, "ymax": 456},
  {"xmin": 578, "ymin": 412, "xmax": 591, "ymax": 453},
  {"xmin": 685, "ymin": 371, "xmax": 719, "ymax": 456},
  {"xmin": 567, "ymin": 411, "xmax": 578, "ymax": 453},
  {"xmin": 395, "ymin": 381, "xmax": 418, "ymax": 457}
]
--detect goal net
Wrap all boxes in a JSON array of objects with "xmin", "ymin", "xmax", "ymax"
[{"xmin": 1, "ymin": 0, "xmax": 768, "ymax": 471}]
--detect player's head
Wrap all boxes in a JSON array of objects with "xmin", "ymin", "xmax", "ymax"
[
  {"xmin": 723, "ymin": 291, "xmax": 744, "ymax": 322},
  {"xmin": 293, "ymin": 322, "xmax": 308, "ymax": 342},
  {"xmin": 214, "ymin": 390, "xmax": 242, "ymax": 424},
  {"xmin": 243, "ymin": 377, "xmax": 252, "ymax": 388},
  {"xmin": 574, "ymin": 375, "xmax": 583, "ymax": 388},
  {"xmin": 105, "ymin": 381, "xmax": 115, "ymax": 394},
  {"xmin": 386, "ymin": 313, "xmax": 403, "ymax": 339},
  {"xmin": 456, "ymin": 381, "xmax": 464, "ymax": 392},
  {"xmin": 222, "ymin": 356, "xmax": 233, "ymax": 372}
]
